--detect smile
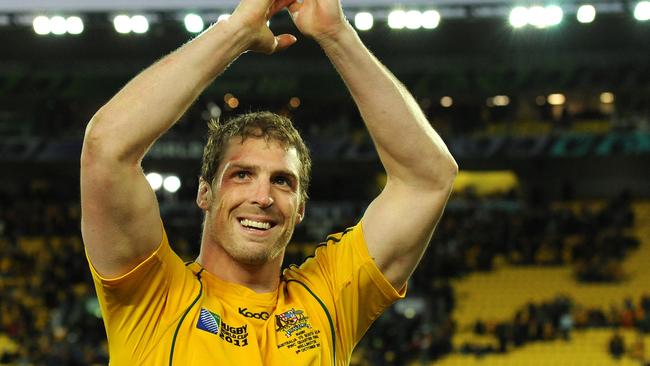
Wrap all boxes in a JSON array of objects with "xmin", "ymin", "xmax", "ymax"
[
  {"xmin": 240, "ymin": 219, "xmax": 271, "ymax": 230},
  {"xmin": 237, "ymin": 217, "xmax": 278, "ymax": 232}
]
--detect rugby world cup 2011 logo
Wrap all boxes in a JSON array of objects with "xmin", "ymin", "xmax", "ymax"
[
  {"xmin": 275, "ymin": 308, "xmax": 311, "ymax": 337},
  {"xmin": 197, "ymin": 308, "xmax": 222, "ymax": 335}
]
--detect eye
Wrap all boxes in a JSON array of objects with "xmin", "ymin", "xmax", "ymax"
[
  {"xmin": 234, "ymin": 170, "xmax": 250, "ymax": 180},
  {"xmin": 272, "ymin": 176, "xmax": 291, "ymax": 187}
]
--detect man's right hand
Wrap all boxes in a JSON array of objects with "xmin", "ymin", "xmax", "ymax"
[{"xmin": 229, "ymin": 0, "xmax": 298, "ymax": 54}]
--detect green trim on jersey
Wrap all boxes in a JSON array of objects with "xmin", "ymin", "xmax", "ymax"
[{"xmin": 169, "ymin": 269, "xmax": 204, "ymax": 366}]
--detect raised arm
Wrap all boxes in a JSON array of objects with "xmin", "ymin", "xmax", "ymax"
[
  {"xmin": 81, "ymin": 0, "xmax": 297, "ymax": 278},
  {"xmin": 289, "ymin": 1, "xmax": 458, "ymax": 290}
]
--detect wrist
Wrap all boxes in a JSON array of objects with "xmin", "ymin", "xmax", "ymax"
[
  {"xmin": 209, "ymin": 17, "xmax": 257, "ymax": 54},
  {"xmin": 315, "ymin": 21, "xmax": 356, "ymax": 52}
]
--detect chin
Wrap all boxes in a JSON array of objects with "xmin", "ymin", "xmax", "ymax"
[{"xmin": 230, "ymin": 242, "xmax": 285, "ymax": 266}]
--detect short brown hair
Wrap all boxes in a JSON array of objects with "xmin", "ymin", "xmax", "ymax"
[{"xmin": 200, "ymin": 111, "xmax": 311, "ymax": 202}]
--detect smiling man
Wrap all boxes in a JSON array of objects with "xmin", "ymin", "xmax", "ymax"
[{"xmin": 80, "ymin": 0, "xmax": 457, "ymax": 363}]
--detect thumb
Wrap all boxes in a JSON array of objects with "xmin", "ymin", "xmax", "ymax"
[{"xmin": 273, "ymin": 34, "xmax": 298, "ymax": 52}]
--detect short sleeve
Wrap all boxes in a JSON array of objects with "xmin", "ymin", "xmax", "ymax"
[
  {"xmin": 287, "ymin": 221, "xmax": 406, "ymax": 362},
  {"xmin": 85, "ymin": 223, "xmax": 198, "ymax": 363}
]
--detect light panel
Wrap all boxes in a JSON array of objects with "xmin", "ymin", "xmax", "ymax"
[
  {"xmin": 50, "ymin": 15, "xmax": 66, "ymax": 35},
  {"xmin": 66, "ymin": 16, "xmax": 84, "ymax": 34},
  {"xmin": 405, "ymin": 10, "xmax": 422, "ymax": 29},
  {"xmin": 577, "ymin": 4, "xmax": 596, "ymax": 23},
  {"xmin": 113, "ymin": 14, "xmax": 131, "ymax": 34},
  {"xmin": 131, "ymin": 15, "xmax": 149, "ymax": 34},
  {"xmin": 547, "ymin": 93, "xmax": 566, "ymax": 105},
  {"xmin": 421, "ymin": 10, "xmax": 441, "ymax": 29},
  {"xmin": 33, "ymin": 15, "xmax": 50, "ymax": 35},
  {"xmin": 509, "ymin": 6, "xmax": 528, "ymax": 28},
  {"xmin": 184, "ymin": 13, "xmax": 204, "ymax": 33},
  {"xmin": 600, "ymin": 92, "xmax": 615, "ymax": 104},
  {"xmin": 388, "ymin": 10, "xmax": 406, "ymax": 29},
  {"xmin": 635, "ymin": 1, "xmax": 650, "ymax": 21},
  {"xmin": 354, "ymin": 12, "xmax": 373, "ymax": 31},
  {"xmin": 163, "ymin": 175, "xmax": 181, "ymax": 193},
  {"xmin": 510, "ymin": 5, "xmax": 563, "ymax": 28},
  {"xmin": 146, "ymin": 173, "xmax": 163, "ymax": 191}
]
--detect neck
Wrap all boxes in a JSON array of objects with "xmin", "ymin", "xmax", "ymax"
[{"xmin": 196, "ymin": 240, "xmax": 284, "ymax": 294}]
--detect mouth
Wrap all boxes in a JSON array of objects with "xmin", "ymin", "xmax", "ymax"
[{"xmin": 237, "ymin": 217, "xmax": 278, "ymax": 233}]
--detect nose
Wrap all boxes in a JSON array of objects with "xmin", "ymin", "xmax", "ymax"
[{"xmin": 251, "ymin": 180, "xmax": 274, "ymax": 208}]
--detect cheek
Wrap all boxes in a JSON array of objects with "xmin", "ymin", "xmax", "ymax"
[
  {"xmin": 211, "ymin": 187, "xmax": 246, "ymax": 217},
  {"xmin": 281, "ymin": 198, "xmax": 302, "ymax": 221}
]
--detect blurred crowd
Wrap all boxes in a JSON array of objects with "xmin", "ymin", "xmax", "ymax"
[
  {"xmin": 420, "ymin": 189, "xmax": 638, "ymax": 281},
  {"xmin": 0, "ymin": 180, "xmax": 107, "ymax": 365},
  {"xmin": 460, "ymin": 294, "xmax": 650, "ymax": 364}
]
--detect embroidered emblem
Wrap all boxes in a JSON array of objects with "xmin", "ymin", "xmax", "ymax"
[{"xmin": 275, "ymin": 308, "xmax": 311, "ymax": 337}]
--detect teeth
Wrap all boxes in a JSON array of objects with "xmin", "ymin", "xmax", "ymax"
[{"xmin": 240, "ymin": 219, "xmax": 271, "ymax": 230}]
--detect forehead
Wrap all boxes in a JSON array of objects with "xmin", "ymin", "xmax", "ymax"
[{"xmin": 220, "ymin": 136, "xmax": 300, "ymax": 174}]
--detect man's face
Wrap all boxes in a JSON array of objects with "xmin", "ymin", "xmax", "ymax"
[{"xmin": 197, "ymin": 136, "xmax": 304, "ymax": 266}]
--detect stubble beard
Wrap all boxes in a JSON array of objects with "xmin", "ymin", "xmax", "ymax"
[{"xmin": 209, "ymin": 215, "xmax": 296, "ymax": 266}]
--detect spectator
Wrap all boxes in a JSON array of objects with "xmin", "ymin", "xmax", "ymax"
[{"xmin": 609, "ymin": 330, "xmax": 625, "ymax": 359}]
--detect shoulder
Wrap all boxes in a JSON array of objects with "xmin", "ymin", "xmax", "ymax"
[{"xmin": 284, "ymin": 225, "xmax": 358, "ymax": 272}]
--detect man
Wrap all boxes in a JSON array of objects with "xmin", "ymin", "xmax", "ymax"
[{"xmin": 80, "ymin": 0, "xmax": 457, "ymax": 363}]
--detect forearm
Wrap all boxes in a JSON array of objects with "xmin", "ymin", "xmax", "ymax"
[
  {"xmin": 320, "ymin": 25, "xmax": 457, "ymax": 189},
  {"xmin": 84, "ymin": 20, "xmax": 250, "ymax": 164}
]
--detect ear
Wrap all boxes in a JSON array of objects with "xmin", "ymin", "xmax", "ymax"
[
  {"xmin": 196, "ymin": 178, "xmax": 212, "ymax": 210},
  {"xmin": 296, "ymin": 201, "xmax": 306, "ymax": 224}
]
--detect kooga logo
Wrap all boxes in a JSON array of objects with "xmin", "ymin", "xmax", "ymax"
[{"xmin": 239, "ymin": 307, "xmax": 270, "ymax": 320}]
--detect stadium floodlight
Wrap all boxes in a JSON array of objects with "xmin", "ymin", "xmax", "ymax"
[
  {"xmin": 131, "ymin": 15, "xmax": 149, "ymax": 34},
  {"xmin": 184, "ymin": 13, "xmax": 204, "ymax": 33},
  {"xmin": 146, "ymin": 172, "xmax": 163, "ymax": 191},
  {"xmin": 50, "ymin": 16, "xmax": 67, "ymax": 35},
  {"xmin": 547, "ymin": 93, "xmax": 566, "ymax": 105},
  {"xmin": 405, "ymin": 10, "xmax": 422, "ymax": 29},
  {"xmin": 509, "ymin": 6, "xmax": 529, "ymax": 28},
  {"xmin": 528, "ymin": 6, "xmax": 548, "ymax": 27},
  {"xmin": 207, "ymin": 102, "xmax": 221, "ymax": 118},
  {"xmin": 421, "ymin": 10, "xmax": 441, "ymax": 29},
  {"xmin": 600, "ymin": 92, "xmax": 615, "ymax": 104},
  {"xmin": 66, "ymin": 16, "xmax": 84, "ymax": 35},
  {"xmin": 113, "ymin": 15, "xmax": 131, "ymax": 34},
  {"xmin": 163, "ymin": 175, "xmax": 182, "ymax": 193},
  {"xmin": 493, "ymin": 95, "xmax": 510, "ymax": 106},
  {"xmin": 511, "ymin": 5, "xmax": 562, "ymax": 28},
  {"xmin": 388, "ymin": 10, "xmax": 407, "ymax": 29},
  {"xmin": 440, "ymin": 96, "xmax": 453, "ymax": 107},
  {"xmin": 577, "ymin": 4, "xmax": 596, "ymax": 23},
  {"xmin": 545, "ymin": 5, "xmax": 563, "ymax": 26},
  {"xmin": 354, "ymin": 12, "xmax": 373, "ymax": 31},
  {"xmin": 33, "ymin": 15, "xmax": 51, "ymax": 35},
  {"xmin": 634, "ymin": 1, "xmax": 650, "ymax": 21},
  {"xmin": 218, "ymin": 14, "xmax": 230, "ymax": 22}
]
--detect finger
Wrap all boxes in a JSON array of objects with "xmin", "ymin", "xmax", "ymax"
[
  {"xmin": 287, "ymin": 0, "xmax": 301, "ymax": 18},
  {"xmin": 269, "ymin": 0, "xmax": 296, "ymax": 18},
  {"xmin": 273, "ymin": 34, "xmax": 297, "ymax": 52}
]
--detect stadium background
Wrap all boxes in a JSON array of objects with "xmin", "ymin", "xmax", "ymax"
[{"xmin": 1, "ymin": 0, "xmax": 649, "ymax": 364}]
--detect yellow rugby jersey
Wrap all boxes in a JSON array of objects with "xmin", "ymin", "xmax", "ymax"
[{"xmin": 87, "ymin": 222, "xmax": 405, "ymax": 365}]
